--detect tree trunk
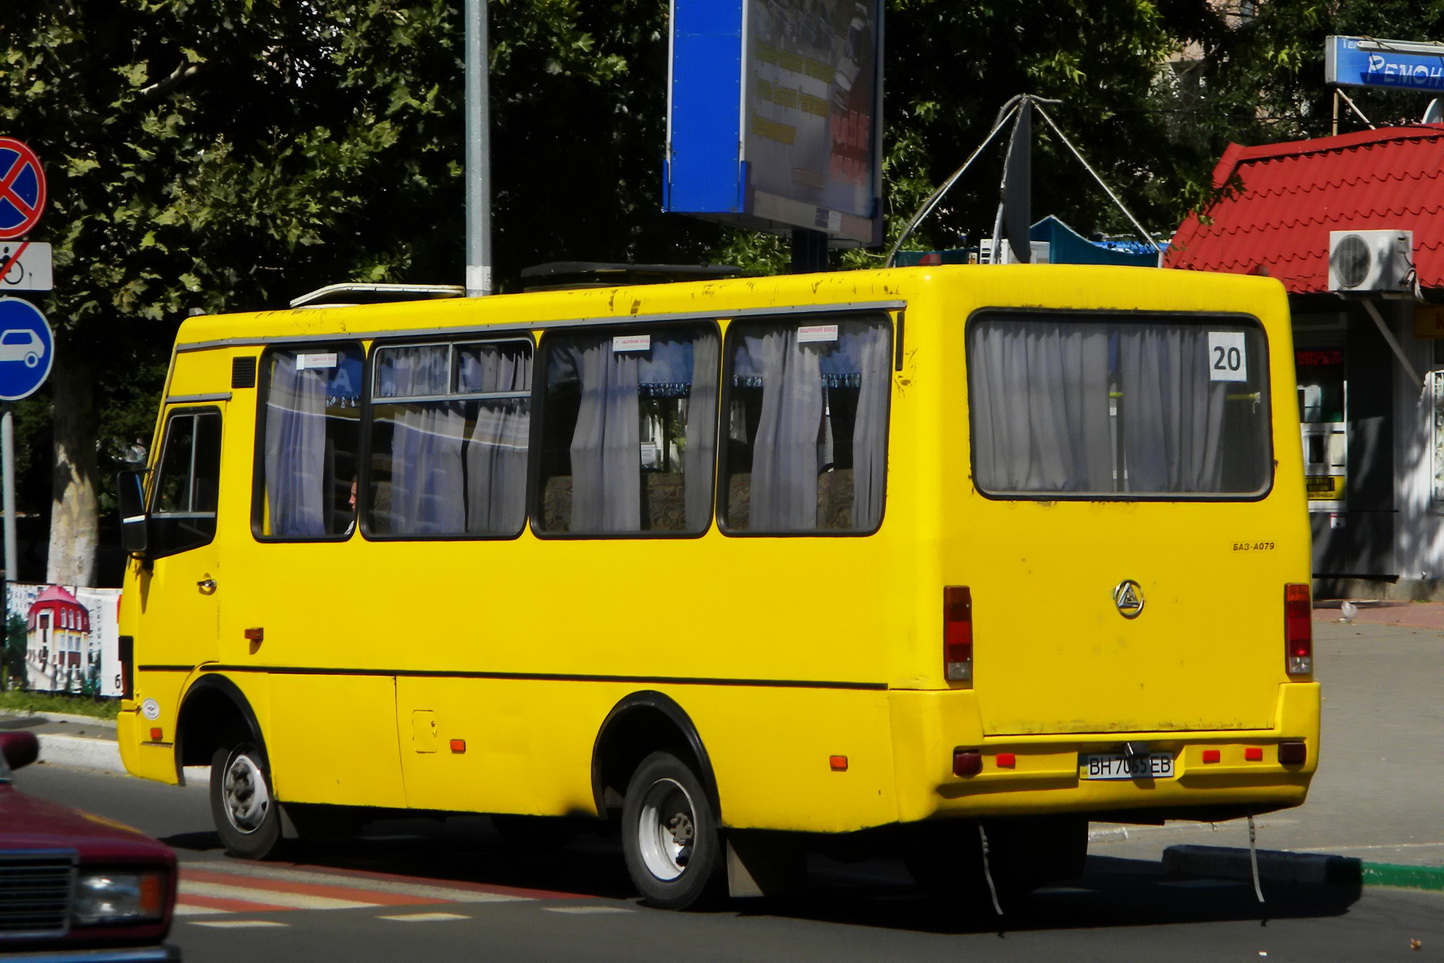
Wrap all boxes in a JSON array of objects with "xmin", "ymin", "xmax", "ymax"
[{"xmin": 47, "ymin": 356, "xmax": 99, "ymax": 587}]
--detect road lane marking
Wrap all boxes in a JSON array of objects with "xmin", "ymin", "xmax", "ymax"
[
  {"xmin": 182, "ymin": 880, "xmax": 378, "ymax": 911},
  {"xmin": 544, "ymin": 905, "xmax": 634, "ymax": 915},
  {"xmin": 183, "ymin": 867, "xmax": 444, "ymax": 907},
  {"xmin": 378, "ymin": 912, "xmax": 473, "ymax": 922},
  {"xmin": 187, "ymin": 919, "xmax": 290, "ymax": 929}
]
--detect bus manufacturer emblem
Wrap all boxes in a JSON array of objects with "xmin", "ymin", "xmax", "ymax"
[{"xmin": 1113, "ymin": 580, "xmax": 1145, "ymax": 619}]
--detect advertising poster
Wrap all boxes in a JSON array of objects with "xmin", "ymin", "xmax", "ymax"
[
  {"xmin": 744, "ymin": 0, "xmax": 879, "ymax": 231},
  {"xmin": 5, "ymin": 582, "xmax": 122, "ymax": 698}
]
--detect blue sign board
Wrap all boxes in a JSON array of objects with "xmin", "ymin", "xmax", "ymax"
[
  {"xmin": 0, "ymin": 297, "xmax": 53, "ymax": 401},
  {"xmin": 1326, "ymin": 35, "xmax": 1444, "ymax": 92},
  {"xmin": 665, "ymin": 0, "xmax": 884, "ymax": 246}
]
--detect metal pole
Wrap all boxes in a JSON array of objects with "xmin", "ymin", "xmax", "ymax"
[
  {"xmin": 2, "ymin": 403, "xmax": 15, "ymax": 583},
  {"xmin": 465, "ymin": 0, "xmax": 493, "ymax": 297},
  {"xmin": 790, "ymin": 229, "xmax": 829, "ymax": 274}
]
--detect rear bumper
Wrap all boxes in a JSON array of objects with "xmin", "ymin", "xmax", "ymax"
[{"xmin": 889, "ymin": 682, "xmax": 1320, "ymax": 823}]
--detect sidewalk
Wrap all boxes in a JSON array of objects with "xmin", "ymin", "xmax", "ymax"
[
  {"xmin": 0, "ymin": 710, "xmax": 124, "ymax": 773},
  {"xmin": 4, "ymin": 603, "xmax": 1442, "ymax": 893}
]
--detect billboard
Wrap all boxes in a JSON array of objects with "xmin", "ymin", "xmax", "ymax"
[
  {"xmin": 1326, "ymin": 35, "xmax": 1444, "ymax": 92},
  {"xmin": 665, "ymin": 0, "xmax": 883, "ymax": 246},
  {"xmin": 6, "ymin": 583, "xmax": 123, "ymax": 698}
]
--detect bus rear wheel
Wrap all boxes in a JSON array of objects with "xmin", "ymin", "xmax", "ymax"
[
  {"xmin": 620, "ymin": 751, "xmax": 722, "ymax": 909},
  {"xmin": 211, "ymin": 741, "xmax": 283, "ymax": 860}
]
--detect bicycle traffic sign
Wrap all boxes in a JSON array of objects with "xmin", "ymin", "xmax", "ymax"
[
  {"xmin": 0, "ymin": 139, "xmax": 47, "ymax": 240},
  {"xmin": 0, "ymin": 297, "xmax": 54, "ymax": 400},
  {"xmin": 0, "ymin": 241, "xmax": 52, "ymax": 291}
]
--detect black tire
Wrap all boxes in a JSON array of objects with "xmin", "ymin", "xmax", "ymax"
[
  {"xmin": 210, "ymin": 741, "xmax": 284, "ymax": 860},
  {"xmin": 620, "ymin": 751, "xmax": 723, "ymax": 909}
]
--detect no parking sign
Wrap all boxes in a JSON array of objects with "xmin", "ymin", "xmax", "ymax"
[
  {"xmin": 0, "ymin": 297, "xmax": 53, "ymax": 400},
  {"xmin": 0, "ymin": 139, "xmax": 46, "ymax": 241}
]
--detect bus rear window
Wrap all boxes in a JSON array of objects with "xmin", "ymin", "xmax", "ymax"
[{"xmin": 967, "ymin": 312, "xmax": 1272, "ymax": 499}]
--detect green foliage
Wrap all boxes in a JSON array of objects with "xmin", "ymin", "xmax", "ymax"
[
  {"xmin": 6, "ymin": 0, "xmax": 1444, "ymax": 567},
  {"xmin": 0, "ymin": 688, "xmax": 118, "ymax": 720},
  {"xmin": 3, "ymin": 614, "xmax": 26, "ymax": 692}
]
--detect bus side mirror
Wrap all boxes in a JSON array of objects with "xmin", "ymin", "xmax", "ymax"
[{"xmin": 117, "ymin": 471, "xmax": 149, "ymax": 556}]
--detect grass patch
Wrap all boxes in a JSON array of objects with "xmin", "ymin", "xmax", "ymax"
[{"xmin": 0, "ymin": 689, "xmax": 119, "ymax": 721}]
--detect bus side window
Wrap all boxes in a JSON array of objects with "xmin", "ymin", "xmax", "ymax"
[
  {"xmin": 721, "ymin": 316, "xmax": 890, "ymax": 534},
  {"xmin": 256, "ymin": 345, "xmax": 363, "ymax": 539},
  {"xmin": 149, "ymin": 408, "xmax": 222, "ymax": 558},
  {"xmin": 535, "ymin": 324, "xmax": 719, "ymax": 535},
  {"xmin": 367, "ymin": 339, "xmax": 532, "ymax": 537}
]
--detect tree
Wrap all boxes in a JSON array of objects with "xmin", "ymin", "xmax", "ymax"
[
  {"xmin": 3, "ymin": 612, "xmax": 26, "ymax": 691},
  {"xmin": 2, "ymin": 1, "xmax": 744, "ymax": 587},
  {"xmin": 11, "ymin": 0, "xmax": 1418, "ymax": 585},
  {"xmin": 875, "ymin": 0, "xmax": 1199, "ymax": 258}
]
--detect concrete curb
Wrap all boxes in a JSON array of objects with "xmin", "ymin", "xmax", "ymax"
[
  {"xmin": 1163, "ymin": 844, "xmax": 1444, "ymax": 892},
  {"xmin": 36, "ymin": 733, "xmax": 126, "ymax": 774}
]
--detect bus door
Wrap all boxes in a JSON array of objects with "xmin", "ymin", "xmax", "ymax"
[{"xmin": 132, "ymin": 405, "xmax": 225, "ymax": 674}]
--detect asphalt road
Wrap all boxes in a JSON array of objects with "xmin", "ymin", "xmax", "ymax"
[
  {"xmin": 17, "ymin": 762, "xmax": 1444, "ymax": 962},
  {"xmin": 9, "ymin": 608, "xmax": 1443, "ymax": 959}
]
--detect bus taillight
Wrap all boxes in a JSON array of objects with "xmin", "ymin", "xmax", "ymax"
[
  {"xmin": 944, "ymin": 586, "xmax": 973, "ymax": 683},
  {"xmin": 1284, "ymin": 583, "xmax": 1312, "ymax": 676}
]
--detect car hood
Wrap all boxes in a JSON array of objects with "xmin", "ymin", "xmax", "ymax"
[{"xmin": 0, "ymin": 785, "xmax": 175, "ymax": 864}]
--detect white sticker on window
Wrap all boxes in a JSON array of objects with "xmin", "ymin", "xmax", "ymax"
[
  {"xmin": 613, "ymin": 334, "xmax": 651, "ymax": 353},
  {"xmin": 1207, "ymin": 332, "xmax": 1247, "ymax": 382},
  {"xmin": 296, "ymin": 352, "xmax": 338, "ymax": 370},
  {"xmin": 798, "ymin": 324, "xmax": 839, "ymax": 343}
]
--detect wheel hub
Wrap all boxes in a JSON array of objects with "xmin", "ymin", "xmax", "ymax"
[
  {"xmin": 637, "ymin": 778, "xmax": 696, "ymax": 881},
  {"xmin": 222, "ymin": 751, "xmax": 271, "ymax": 834}
]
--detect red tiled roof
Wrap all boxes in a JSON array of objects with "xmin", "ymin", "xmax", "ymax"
[{"xmin": 1165, "ymin": 125, "xmax": 1444, "ymax": 294}]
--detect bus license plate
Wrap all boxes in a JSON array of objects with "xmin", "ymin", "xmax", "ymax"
[{"xmin": 1082, "ymin": 753, "xmax": 1175, "ymax": 780}]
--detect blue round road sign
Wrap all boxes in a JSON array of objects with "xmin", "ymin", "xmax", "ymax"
[
  {"xmin": 0, "ymin": 139, "xmax": 46, "ymax": 241},
  {"xmin": 0, "ymin": 297, "xmax": 53, "ymax": 400}
]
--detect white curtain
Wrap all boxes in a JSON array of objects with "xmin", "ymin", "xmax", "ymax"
[
  {"xmin": 849, "ymin": 322, "xmax": 890, "ymax": 527},
  {"xmin": 747, "ymin": 328, "xmax": 823, "ymax": 530},
  {"xmin": 971, "ymin": 319, "xmax": 1232, "ymax": 495},
  {"xmin": 1119, "ymin": 326, "xmax": 1226, "ymax": 492},
  {"xmin": 264, "ymin": 353, "xmax": 327, "ymax": 536},
  {"xmin": 460, "ymin": 344, "xmax": 532, "ymax": 533},
  {"xmin": 378, "ymin": 346, "xmax": 466, "ymax": 534},
  {"xmin": 971, "ymin": 321, "xmax": 1112, "ymax": 492},
  {"xmin": 568, "ymin": 338, "xmax": 641, "ymax": 532},
  {"xmin": 683, "ymin": 332, "xmax": 720, "ymax": 531}
]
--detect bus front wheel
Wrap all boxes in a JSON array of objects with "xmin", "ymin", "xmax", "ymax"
[
  {"xmin": 211, "ymin": 741, "xmax": 283, "ymax": 860},
  {"xmin": 620, "ymin": 751, "xmax": 722, "ymax": 909}
]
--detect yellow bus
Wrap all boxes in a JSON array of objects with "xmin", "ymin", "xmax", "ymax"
[{"xmin": 115, "ymin": 264, "xmax": 1317, "ymax": 910}]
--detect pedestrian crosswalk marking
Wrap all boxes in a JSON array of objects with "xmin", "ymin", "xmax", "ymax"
[{"xmin": 176, "ymin": 861, "xmax": 582, "ymax": 918}]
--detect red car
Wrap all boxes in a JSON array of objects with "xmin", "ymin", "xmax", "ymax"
[{"xmin": 0, "ymin": 728, "xmax": 180, "ymax": 961}]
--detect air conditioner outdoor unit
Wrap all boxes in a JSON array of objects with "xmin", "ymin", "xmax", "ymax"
[{"xmin": 1328, "ymin": 229, "xmax": 1413, "ymax": 294}]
